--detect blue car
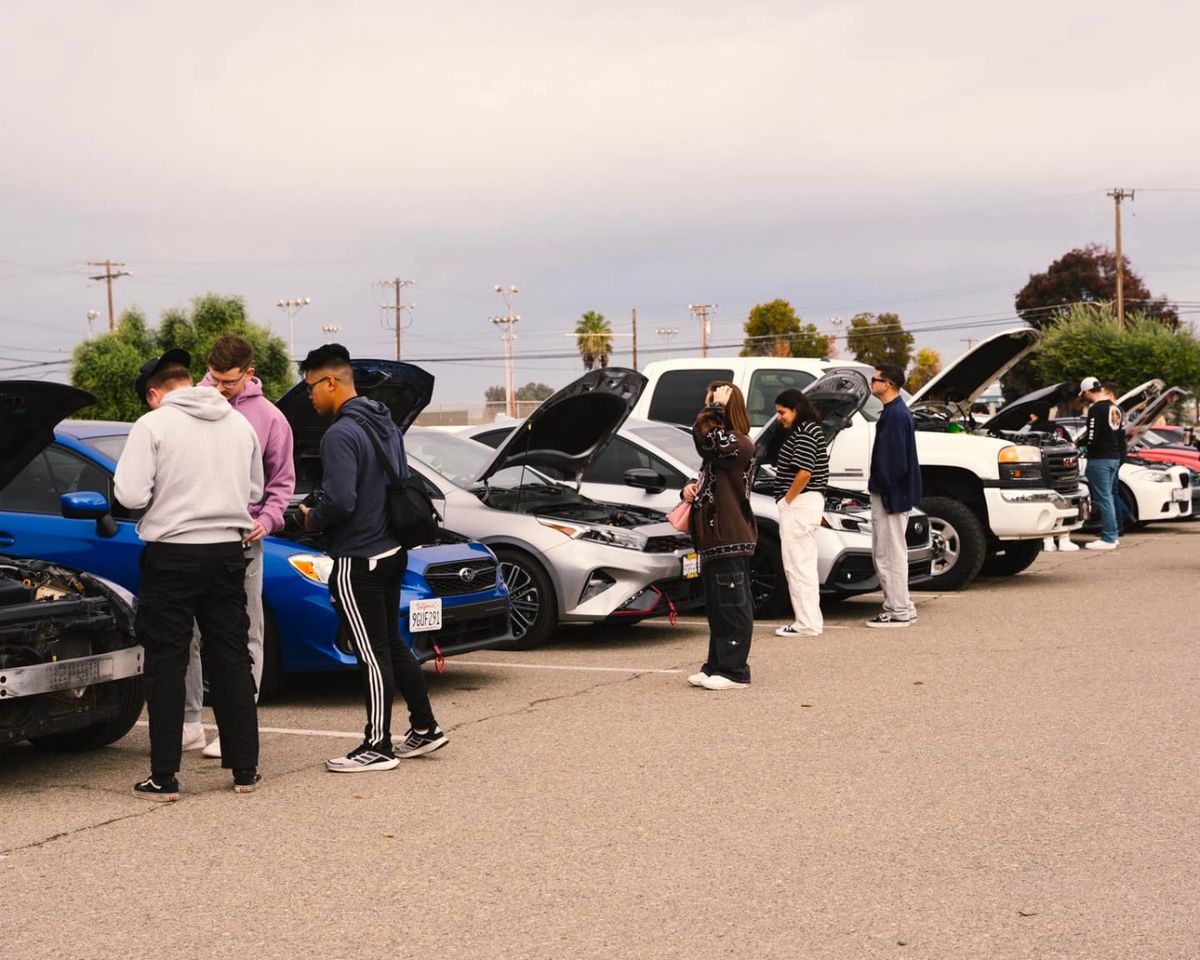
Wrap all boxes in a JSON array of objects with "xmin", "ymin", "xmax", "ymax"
[{"xmin": 0, "ymin": 367, "xmax": 511, "ymax": 695}]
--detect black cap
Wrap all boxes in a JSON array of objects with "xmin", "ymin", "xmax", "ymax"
[{"xmin": 135, "ymin": 348, "xmax": 191, "ymax": 405}]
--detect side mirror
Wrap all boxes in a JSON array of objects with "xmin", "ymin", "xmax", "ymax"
[
  {"xmin": 624, "ymin": 468, "xmax": 666, "ymax": 494},
  {"xmin": 61, "ymin": 492, "xmax": 119, "ymax": 539}
]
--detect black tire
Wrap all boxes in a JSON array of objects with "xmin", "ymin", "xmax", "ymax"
[
  {"xmin": 1118, "ymin": 484, "xmax": 1142, "ymax": 531},
  {"xmin": 749, "ymin": 534, "xmax": 789, "ymax": 618},
  {"xmin": 257, "ymin": 613, "xmax": 285, "ymax": 701},
  {"xmin": 979, "ymin": 539, "xmax": 1043, "ymax": 577},
  {"xmin": 31, "ymin": 675, "xmax": 145, "ymax": 752},
  {"xmin": 494, "ymin": 547, "xmax": 558, "ymax": 650},
  {"xmin": 914, "ymin": 495, "xmax": 987, "ymax": 591}
]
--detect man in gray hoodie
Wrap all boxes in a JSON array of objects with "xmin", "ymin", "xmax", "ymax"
[{"xmin": 115, "ymin": 349, "xmax": 264, "ymax": 801}]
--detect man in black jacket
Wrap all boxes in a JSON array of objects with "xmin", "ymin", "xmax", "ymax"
[
  {"xmin": 297, "ymin": 344, "xmax": 448, "ymax": 771},
  {"xmin": 866, "ymin": 362, "xmax": 923, "ymax": 628},
  {"xmin": 1078, "ymin": 376, "xmax": 1123, "ymax": 550}
]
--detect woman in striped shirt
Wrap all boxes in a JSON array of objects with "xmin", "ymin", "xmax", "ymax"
[{"xmin": 772, "ymin": 388, "xmax": 830, "ymax": 638}]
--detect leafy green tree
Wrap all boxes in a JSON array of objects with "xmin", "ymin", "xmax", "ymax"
[
  {"xmin": 1033, "ymin": 305, "xmax": 1200, "ymax": 395},
  {"xmin": 515, "ymin": 382, "xmax": 554, "ymax": 401},
  {"xmin": 740, "ymin": 299, "xmax": 832, "ymax": 358},
  {"xmin": 845, "ymin": 312, "xmax": 914, "ymax": 370},
  {"xmin": 484, "ymin": 385, "xmax": 507, "ymax": 406},
  {"xmin": 575, "ymin": 310, "xmax": 614, "ymax": 369},
  {"xmin": 70, "ymin": 294, "xmax": 292, "ymax": 420},
  {"xmin": 906, "ymin": 347, "xmax": 942, "ymax": 393}
]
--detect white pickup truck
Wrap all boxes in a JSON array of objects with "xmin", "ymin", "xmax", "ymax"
[{"xmin": 630, "ymin": 328, "xmax": 1088, "ymax": 590}]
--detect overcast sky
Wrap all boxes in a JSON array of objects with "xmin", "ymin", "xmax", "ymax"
[{"xmin": 3, "ymin": 1, "xmax": 1198, "ymax": 405}]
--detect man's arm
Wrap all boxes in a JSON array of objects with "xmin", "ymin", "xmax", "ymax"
[
  {"xmin": 113, "ymin": 421, "xmax": 157, "ymax": 510},
  {"xmin": 305, "ymin": 427, "xmax": 359, "ymax": 531},
  {"xmin": 254, "ymin": 415, "xmax": 296, "ymax": 534}
]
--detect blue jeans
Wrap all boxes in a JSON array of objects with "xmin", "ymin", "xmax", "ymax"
[{"xmin": 1086, "ymin": 458, "xmax": 1121, "ymax": 543}]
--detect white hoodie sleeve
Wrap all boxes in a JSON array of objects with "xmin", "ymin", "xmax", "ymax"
[
  {"xmin": 248, "ymin": 429, "xmax": 265, "ymax": 507},
  {"xmin": 114, "ymin": 419, "xmax": 157, "ymax": 510}
]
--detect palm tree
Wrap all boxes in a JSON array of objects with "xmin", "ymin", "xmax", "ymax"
[{"xmin": 574, "ymin": 310, "xmax": 614, "ymax": 370}]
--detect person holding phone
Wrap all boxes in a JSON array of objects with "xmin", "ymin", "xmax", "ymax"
[{"xmin": 681, "ymin": 381, "xmax": 758, "ymax": 690}]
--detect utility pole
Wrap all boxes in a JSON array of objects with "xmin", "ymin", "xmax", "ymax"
[
  {"xmin": 491, "ymin": 284, "xmax": 519, "ymax": 418},
  {"xmin": 380, "ymin": 278, "xmax": 414, "ymax": 360},
  {"xmin": 655, "ymin": 326, "xmax": 680, "ymax": 355},
  {"xmin": 1107, "ymin": 188, "xmax": 1135, "ymax": 329},
  {"xmin": 631, "ymin": 308, "xmax": 638, "ymax": 371},
  {"xmin": 688, "ymin": 303, "xmax": 714, "ymax": 358},
  {"xmin": 961, "ymin": 337, "xmax": 978, "ymax": 351},
  {"xmin": 87, "ymin": 260, "xmax": 131, "ymax": 332}
]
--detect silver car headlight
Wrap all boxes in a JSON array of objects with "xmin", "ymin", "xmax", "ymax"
[
  {"xmin": 537, "ymin": 517, "xmax": 648, "ymax": 551},
  {"xmin": 288, "ymin": 553, "xmax": 334, "ymax": 584}
]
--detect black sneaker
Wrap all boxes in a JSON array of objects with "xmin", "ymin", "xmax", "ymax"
[
  {"xmin": 395, "ymin": 726, "xmax": 448, "ymax": 758},
  {"xmin": 133, "ymin": 775, "xmax": 180, "ymax": 802},
  {"xmin": 326, "ymin": 743, "xmax": 400, "ymax": 773},
  {"xmin": 865, "ymin": 613, "xmax": 912, "ymax": 629},
  {"xmin": 232, "ymin": 769, "xmax": 262, "ymax": 793}
]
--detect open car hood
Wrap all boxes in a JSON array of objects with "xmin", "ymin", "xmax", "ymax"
[
  {"xmin": 909, "ymin": 327, "xmax": 1042, "ymax": 407},
  {"xmin": 982, "ymin": 381, "xmax": 1077, "ymax": 433},
  {"xmin": 755, "ymin": 368, "xmax": 871, "ymax": 463},
  {"xmin": 1119, "ymin": 380, "xmax": 1191, "ymax": 442},
  {"xmin": 476, "ymin": 367, "xmax": 647, "ymax": 483},
  {"xmin": 277, "ymin": 360, "xmax": 434, "ymax": 482},
  {"xmin": 0, "ymin": 381, "xmax": 96, "ymax": 489}
]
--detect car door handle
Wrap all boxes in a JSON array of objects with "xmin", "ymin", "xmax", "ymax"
[{"xmin": 0, "ymin": 533, "xmax": 14, "ymax": 547}]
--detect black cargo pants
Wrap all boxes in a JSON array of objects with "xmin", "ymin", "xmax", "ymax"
[{"xmin": 700, "ymin": 554, "xmax": 754, "ymax": 683}]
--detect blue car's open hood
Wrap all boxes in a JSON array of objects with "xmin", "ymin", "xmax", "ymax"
[{"xmin": 0, "ymin": 381, "xmax": 97, "ymax": 489}]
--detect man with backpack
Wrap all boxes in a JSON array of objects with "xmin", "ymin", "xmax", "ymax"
[{"xmin": 297, "ymin": 344, "xmax": 448, "ymax": 771}]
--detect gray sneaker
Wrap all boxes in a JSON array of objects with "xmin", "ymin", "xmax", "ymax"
[
  {"xmin": 395, "ymin": 726, "xmax": 448, "ymax": 758},
  {"xmin": 326, "ymin": 744, "xmax": 400, "ymax": 773},
  {"xmin": 865, "ymin": 613, "xmax": 912, "ymax": 629}
]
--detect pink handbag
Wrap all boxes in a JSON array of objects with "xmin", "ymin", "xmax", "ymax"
[{"xmin": 666, "ymin": 499, "xmax": 692, "ymax": 533}]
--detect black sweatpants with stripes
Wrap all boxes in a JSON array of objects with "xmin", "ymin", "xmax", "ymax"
[{"xmin": 328, "ymin": 552, "xmax": 437, "ymax": 752}]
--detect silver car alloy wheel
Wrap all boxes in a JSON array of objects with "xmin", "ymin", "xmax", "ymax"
[
  {"xmin": 499, "ymin": 560, "xmax": 541, "ymax": 641},
  {"xmin": 927, "ymin": 516, "xmax": 961, "ymax": 577}
]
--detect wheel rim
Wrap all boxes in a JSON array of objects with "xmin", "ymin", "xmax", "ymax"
[
  {"xmin": 500, "ymin": 560, "xmax": 541, "ymax": 641},
  {"xmin": 748, "ymin": 547, "xmax": 778, "ymax": 609},
  {"xmin": 928, "ymin": 517, "xmax": 961, "ymax": 577}
]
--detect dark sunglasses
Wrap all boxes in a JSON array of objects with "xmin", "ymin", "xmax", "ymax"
[
  {"xmin": 303, "ymin": 375, "xmax": 334, "ymax": 396},
  {"xmin": 871, "ymin": 376, "xmax": 892, "ymax": 386}
]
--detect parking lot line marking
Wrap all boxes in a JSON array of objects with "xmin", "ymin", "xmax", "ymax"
[
  {"xmin": 454, "ymin": 660, "xmax": 684, "ymax": 674},
  {"xmin": 137, "ymin": 720, "xmax": 363, "ymax": 739}
]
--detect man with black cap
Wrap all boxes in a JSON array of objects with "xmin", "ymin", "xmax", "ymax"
[
  {"xmin": 1078, "ymin": 376, "xmax": 1124, "ymax": 550},
  {"xmin": 115, "ymin": 349, "xmax": 264, "ymax": 800}
]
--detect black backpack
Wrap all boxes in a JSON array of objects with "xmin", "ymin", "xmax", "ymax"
[{"xmin": 344, "ymin": 413, "xmax": 441, "ymax": 549}]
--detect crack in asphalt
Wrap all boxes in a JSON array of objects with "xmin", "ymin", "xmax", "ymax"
[{"xmin": 1, "ymin": 803, "xmax": 169, "ymax": 856}]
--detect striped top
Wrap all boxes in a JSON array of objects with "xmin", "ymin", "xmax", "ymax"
[{"xmin": 773, "ymin": 420, "xmax": 829, "ymax": 501}]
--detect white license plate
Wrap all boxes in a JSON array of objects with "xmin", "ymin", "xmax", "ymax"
[
  {"xmin": 1172, "ymin": 487, "xmax": 1190, "ymax": 502},
  {"xmin": 409, "ymin": 598, "xmax": 443, "ymax": 633},
  {"xmin": 681, "ymin": 553, "xmax": 701, "ymax": 579}
]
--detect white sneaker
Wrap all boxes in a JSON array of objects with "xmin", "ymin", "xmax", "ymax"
[
  {"xmin": 687, "ymin": 672, "xmax": 708, "ymax": 687},
  {"xmin": 697, "ymin": 674, "xmax": 750, "ymax": 690},
  {"xmin": 202, "ymin": 737, "xmax": 222, "ymax": 759},
  {"xmin": 1057, "ymin": 539, "xmax": 1080, "ymax": 552},
  {"xmin": 775, "ymin": 624, "xmax": 820, "ymax": 637},
  {"xmin": 1084, "ymin": 540, "xmax": 1118, "ymax": 551},
  {"xmin": 1042, "ymin": 537, "xmax": 1056, "ymax": 552},
  {"xmin": 181, "ymin": 722, "xmax": 207, "ymax": 752}
]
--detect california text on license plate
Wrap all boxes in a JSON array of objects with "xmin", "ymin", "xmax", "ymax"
[
  {"xmin": 409, "ymin": 598, "xmax": 442, "ymax": 633},
  {"xmin": 681, "ymin": 553, "xmax": 701, "ymax": 579}
]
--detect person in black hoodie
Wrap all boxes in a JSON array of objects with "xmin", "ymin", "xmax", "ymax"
[{"xmin": 297, "ymin": 344, "xmax": 448, "ymax": 771}]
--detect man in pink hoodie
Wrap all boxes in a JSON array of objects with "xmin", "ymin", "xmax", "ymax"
[{"xmin": 183, "ymin": 334, "xmax": 295, "ymax": 758}]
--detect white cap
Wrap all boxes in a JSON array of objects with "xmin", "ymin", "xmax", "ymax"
[{"xmin": 1079, "ymin": 376, "xmax": 1101, "ymax": 395}]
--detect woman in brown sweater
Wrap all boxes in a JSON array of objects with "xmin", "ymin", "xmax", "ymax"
[{"xmin": 681, "ymin": 382, "xmax": 758, "ymax": 690}]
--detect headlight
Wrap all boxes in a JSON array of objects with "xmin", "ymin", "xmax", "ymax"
[
  {"xmin": 536, "ymin": 517, "xmax": 648, "ymax": 550},
  {"xmin": 998, "ymin": 444, "xmax": 1044, "ymax": 486},
  {"xmin": 288, "ymin": 553, "xmax": 334, "ymax": 584}
]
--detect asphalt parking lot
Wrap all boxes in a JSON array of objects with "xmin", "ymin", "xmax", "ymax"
[{"xmin": 3, "ymin": 524, "xmax": 1198, "ymax": 960}]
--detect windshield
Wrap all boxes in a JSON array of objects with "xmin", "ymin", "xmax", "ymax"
[
  {"xmin": 628, "ymin": 423, "xmax": 700, "ymax": 469},
  {"xmin": 404, "ymin": 429, "xmax": 558, "ymax": 490},
  {"xmin": 80, "ymin": 434, "xmax": 130, "ymax": 461}
]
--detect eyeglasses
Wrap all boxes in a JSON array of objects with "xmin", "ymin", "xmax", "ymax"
[
  {"xmin": 871, "ymin": 377, "xmax": 891, "ymax": 385},
  {"xmin": 303, "ymin": 375, "xmax": 333, "ymax": 396},
  {"xmin": 210, "ymin": 369, "xmax": 249, "ymax": 390}
]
